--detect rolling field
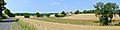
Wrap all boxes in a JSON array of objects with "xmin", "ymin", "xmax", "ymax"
[
  {"xmin": 15, "ymin": 14, "xmax": 120, "ymax": 30},
  {"xmin": 63, "ymin": 14, "xmax": 120, "ymax": 20}
]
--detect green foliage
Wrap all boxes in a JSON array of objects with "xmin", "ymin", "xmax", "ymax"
[
  {"xmin": 83, "ymin": 10, "xmax": 95, "ymax": 13},
  {"xmin": 99, "ymin": 15, "xmax": 109, "ymax": 25},
  {"xmin": 94, "ymin": 2, "xmax": 119, "ymax": 25},
  {"xmin": 55, "ymin": 14, "xmax": 65, "ymax": 17},
  {"xmin": 115, "ymin": 22, "xmax": 120, "ymax": 26},
  {"xmin": 61, "ymin": 11, "xmax": 66, "ymax": 15},
  {"xmin": 75, "ymin": 10, "xmax": 80, "ymax": 14},
  {"xmin": 46, "ymin": 14, "xmax": 50, "ymax": 17},
  {"xmin": 4, "ymin": 9, "xmax": 15, "ymax": 17},
  {"xmin": 116, "ymin": 10, "xmax": 120, "ymax": 16},
  {"xmin": 55, "ymin": 14, "xmax": 60, "ymax": 17},
  {"xmin": 36, "ymin": 12, "xmax": 40, "ymax": 17},
  {"xmin": 0, "ymin": 17, "xmax": 2, "ymax": 21},
  {"xmin": 24, "ymin": 13, "xmax": 30, "ymax": 18},
  {"xmin": 8, "ymin": 13, "xmax": 15, "ymax": 17},
  {"xmin": 0, "ymin": 13, "xmax": 8, "ymax": 19},
  {"xmin": 60, "ymin": 14, "xmax": 65, "ymax": 17}
]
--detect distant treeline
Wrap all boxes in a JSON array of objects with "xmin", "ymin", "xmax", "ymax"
[
  {"xmin": 74, "ymin": 10, "xmax": 95, "ymax": 14},
  {"xmin": 14, "ymin": 13, "xmax": 58, "ymax": 16},
  {"xmin": 82, "ymin": 10, "xmax": 95, "ymax": 13}
]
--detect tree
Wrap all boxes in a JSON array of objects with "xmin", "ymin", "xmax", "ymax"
[
  {"xmin": 46, "ymin": 14, "xmax": 50, "ymax": 17},
  {"xmin": 4, "ymin": 9, "xmax": 15, "ymax": 17},
  {"xmin": 116, "ymin": 10, "xmax": 120, "ymax": 16},
  {"xmin": 24, "ymin": 13, "xmax": 30, "ymax": 18},
  {"xmin": 61, "ymin": 11, "xmax": 66, "ymax": 15},
  {"xmin": 0, "ymin": 0, "xmax": 7, "ymax": 19},
  {"xmin": 75, "ymin": 10, "xmax": 79, "ymax": 14},
  {"xmin": 94, "ymin": 2, "xmax": 119, "ymax": 25},
  {"xmin": 83, "ymin": 10, "xmax": 87, "ymax": 13},
  {"xmin": 83, "ymin": 10, "xmax": 95, "ymax": 13},
  {"xmin": 36, "ymin": 12, "xmax": 40, "ymax": 17}
]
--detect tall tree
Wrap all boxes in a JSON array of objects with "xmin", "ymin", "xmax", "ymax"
[
  {"xmin": 75, "ymin": 10, "xmax": 79, "ymax": 14},
  {"xmin": 4, "ymin": 9, "xmax": 15, "ymax": 17},
  {"xmin": 94, "ymin": 2, "xmax": 119, "ymax": 25},
  {"xmin": 0, "ymin": 0, "xmax": 7, "ymax": 18},
  {"xmin": 36, "ymin": 12, "xmax": 40, "ymax": 17},
  {"xmin": 61, "ymin": 11, "xmax": 66, "ymax": 15},
  {"xmin": 0, "ymin": 0, "xmax": 6, "ymax": 15}
]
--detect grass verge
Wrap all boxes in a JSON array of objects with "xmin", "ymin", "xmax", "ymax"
[
  {"xmin": 18, "ymin": 20, "xmax": 36, "ymax": 30},
  {"xmin": 11, "ymin": 18, "xmax": 36, "ymax": 30}
]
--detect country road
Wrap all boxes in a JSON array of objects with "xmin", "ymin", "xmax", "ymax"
[{"xmin": 0, "ymin": 17, "xmax": 14, "ymax": 30}]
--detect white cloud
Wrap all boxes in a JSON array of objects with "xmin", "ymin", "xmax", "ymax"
[{"xmin": 50, "ymin": 2, "xmax": 61, "ymax": 5}]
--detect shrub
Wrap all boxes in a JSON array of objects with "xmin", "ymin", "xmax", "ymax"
[
  {"xmin": 55, "ymin": 14, "xmax": 65, "ymax": 17},
  {"xmin": 99, "ymin": 15, "xmax": 109, "ymax": 25},
  {"xmin": 75, "ymin": 10, "xmax": 80, "ymax": 14},
  {"xmin": 4, "ymin": 9, "xmax": 15, "ymax": 17},
  {"xmin": 0, "ymin": 17, "xmax": 2, "ymax": 21},
  {"xmin": 39, "ymin": 14, "xmax": 43, "ymax": 17},
  {"xmin": 36, "ymin": 12, "xmax": 40, "ymax": 17},
  {"xmin": 7, "ymin": 13, "xmax": 15, "ymax": 17},
  {"xmin": 0, "ymin": 13, "xmax": 8, "ymax": 19},
  {"xmin": 55, "ymin": 14, "xmax": 60, "ymax": 17},
  {"xmin": 60, "ymin": 14, "xmax": 65, "ymax": 17},
  {"xmin": 115, "ymin": 22, "xmax": 120, "ymax": 26},
  {"xmin": 61, "ymin": 11, "xmax": 66, "ymax": 15},
  {"xmin": 46, "ymin": 14, "xmax": 50, "ymax": 17},
  {"xmin": 24, "ymin": 13, "xmax": 30, "ymax": 18}
]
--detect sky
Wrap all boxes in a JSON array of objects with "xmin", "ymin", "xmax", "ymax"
[{"xmin": 4, "ymin": 0, "xmax": 120, "ymax": 13}]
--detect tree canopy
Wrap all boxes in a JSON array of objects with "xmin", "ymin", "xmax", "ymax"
[{"xmin": 94, "ymin": 2, "xmax": 119, "ymax": 25}]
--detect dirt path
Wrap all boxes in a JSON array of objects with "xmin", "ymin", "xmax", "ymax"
[{"xmin": 16, "ymin": 16, "xmax": 120, "ymax": 30}]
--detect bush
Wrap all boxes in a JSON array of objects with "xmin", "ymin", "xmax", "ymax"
[
  {"xmin": 99, "ymin": 15, "xmax": 109, "ymax": 25},
  {"xmin": 46, "ymin": 14, "xmax": 50, "ymax": 17},
  {"xmin": 55, "ymin": 14, "xmax": 60, "ymax": 17},
  {"xmin": 36, "ymin": 14, "xmax": 40, "ymax": 17},
  {"xmin": 75, "ymin": 10, "xmax": 80, "ymax": 14},
  {"xmin": 7, "ymin": 13, "xmax": 15, "ymax": 17},
  {"xmin": 61, "ymin": 11, "xmax": 66, "ymax": 15},
  {"xmin": 115, "ymin": 22, "xmax": 120, "ymax": 26},
  {"xmin": 39, "ymin": 14, "xmax": 43, "ymax": 17},
  {"xmin": 0, "ymin": 13, "xmax": 8, "ymax": 19},
  {"xmin": 55, "ymin": 14, "xmax": 65, "ymax": 17},
  {"xmin": 4, "ymin": 9, "xmax": 15, "ymax": 17},
  {"xmin": 0, "ymin": 17, "xmax": 2, "ymax": 21},
  {"xmin": 60, "ymin": 14, "xmax": 65, "ymax": 17},
  {"xmin": 24, "ymin": 14, "xmax": 30, "ymax": 18}
]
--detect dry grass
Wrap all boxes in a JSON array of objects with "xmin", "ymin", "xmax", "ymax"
[
  {"xmin": 32, "ymin": 17, "xmax": 100, "ymax": 26},
  {"xmin": 63, "ymin": 14, "xmax": 120, "ymax": 20},
  {"xmin": 11, "ymin": 22, "xmax": 24, "ymax": 30},
  {"xmin": 15, "ymin": 16, "xmax": 120, "ymax": 30},
  {"xmin": 15, "ymin": 16, "xmax": 36, "ymax": 30}
]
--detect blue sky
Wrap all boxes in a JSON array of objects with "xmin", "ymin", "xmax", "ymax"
[{"xmin": 5, "ymin": 0, "xmax": 120, "ymax": 13}]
